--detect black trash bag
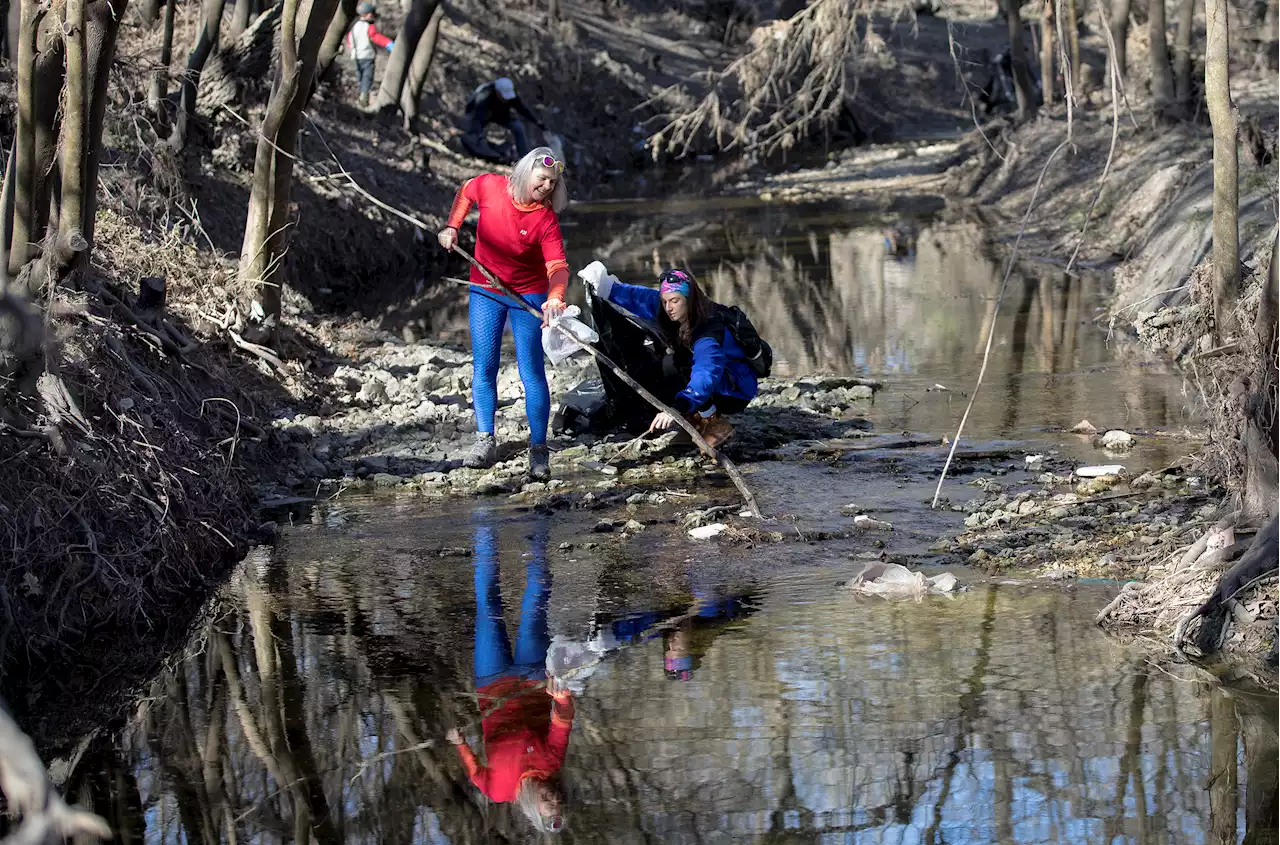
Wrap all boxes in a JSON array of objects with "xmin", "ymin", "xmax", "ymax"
[
  {"xmin": 550, "ymin": 290, "xmax": 675, "ymax": 437},
  {"xmin": 550, "ymin": 378, "xmax": 611, "ymax": 437}
]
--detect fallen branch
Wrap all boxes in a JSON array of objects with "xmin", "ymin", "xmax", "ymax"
[
  {"xmin": 227, "ymin": 329, "xmax": 286, "ymax": 373},
  {"xmin": 453, "ymin": 245, "xmax": 763, "ymax": 519},
  {"xmin": 0, "ymin": 703, "xmax": 111, "ymax": 845}
]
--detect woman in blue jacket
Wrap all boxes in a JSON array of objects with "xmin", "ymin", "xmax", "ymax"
[{"xmin": 583, "ymin": 267, "xmax": 758, "ymax": 448}]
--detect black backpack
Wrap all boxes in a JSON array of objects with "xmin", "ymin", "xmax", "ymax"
[{"xmin": 711, "ymin": 304, "xmax": 773, "ymax": 378}]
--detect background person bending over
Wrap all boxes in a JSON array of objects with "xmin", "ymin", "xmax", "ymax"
[
  {"xmin": 438, "ymin": 147, "xmax": 569, "ymax": 480},
  {"xmin": 461, "ymin": 77, "xmax": 546, "ymax": 162},
  {"xmin": 581, "ymin": 267, "xmax": 759, "ymax": 448}
]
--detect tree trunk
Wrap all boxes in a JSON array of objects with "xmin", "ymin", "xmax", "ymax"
[
  {"xmin": 1002, "ymin": 0, "xmax": 1040, "ymax": 120},
  {"xmin": 1, "ymin": 142, "xmax": 15, "ymax": 285},
  {"xmin": 1265, "ymin": 0, "xmax": 1278, "ymax": 69},
  {"xmin": 57, "ymin": 0, "xmax": 86, "ymax": 267},
  {"xmin": 315, "ymin": 0, "xmax": 355, "ymax": 84},
  {"xmin": 1149, "ymin": 0, "xmax": 1176, "ymax": 113},
  {"xmin": 140, "ymin": 0, "xmax": 159, "ymax": 23},
  {"xmin": 1040, "ymin": 0, "xmax": 1055, "ymax": 102},
  {"xmin": 1241, "ymin": 230, "xmax": 1278, "ymax": 520},
  {"xmin": 3, "ymin": 0, "xmax": 17, "ymax": 63},
  {"xmin": 80, "ymin": 0, "xmax": 129, "ymax": 255},
  {"xmin": 7, "ymin": 0, "xmax": 39, "ymax": 278},
  {"xmin": 1172, "ymin": 0, "xmax": 1194, "ymax": 113},
  {"xmin": 398, "ymin": 1, "xmax": 443, "ymax": 125},
  {"xmin": 1205, "ymin": 0, "xmax": 1239, "ymax": 339},
  {"xmin": 373, "ymin": 0, "xmax": 437, "ymax": 113},
  {"xmin": 237, "ymin": 0, "xmax": 339, "ymax": 345},
  {"xmin": 1066, "ymin": 0, "xmax": 1081, "ymax": 89},
  {"xmin": 148, "ymin": 0, "xmax": 175, "ymax": 117},
  {"xmin": 7, "ymin": 5, "xmax": 63, "ymax": 288},
  {"xmin": 227, "ymin": 0, "xmax": 252, "ymax": 39},
  {"xmin": 167, "ymin": 0, "xmax": 227, "ymax": 151},
  {"xmin": 1108, "ymin": 0, "xmax": 1131, "ymax": 84}
]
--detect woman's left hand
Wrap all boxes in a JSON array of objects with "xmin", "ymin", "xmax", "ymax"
[
  {"xmin": 649, "ymin": 411, "xmax": 677, "ymax": 432},
  {"xmin": 541, "ymin": 297, "xmax": 566, "ymax": 327}
]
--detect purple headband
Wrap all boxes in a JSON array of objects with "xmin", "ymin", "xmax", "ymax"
[{"xmin": 659, "ymin": 270, "xmax": 691, "ymax": 297}]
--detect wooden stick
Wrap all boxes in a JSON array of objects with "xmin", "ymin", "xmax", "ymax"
[{"xmin": 452, "ymin": 246, "xmax": 763, "ymax": 519}]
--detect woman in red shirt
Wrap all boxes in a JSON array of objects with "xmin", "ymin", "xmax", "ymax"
[{"xmin": 438, "ymin": 147, "xmax": 570, "ymax": 481}]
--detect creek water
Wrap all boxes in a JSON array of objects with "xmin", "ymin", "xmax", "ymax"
[{"xmin": 80, "ymin": 200, "xmax": 1276, "ymax": 844}]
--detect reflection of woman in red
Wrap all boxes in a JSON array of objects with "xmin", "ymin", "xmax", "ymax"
[{"xmin": 446, "ymin": 516, "xmax": 574, "ymax": 834}]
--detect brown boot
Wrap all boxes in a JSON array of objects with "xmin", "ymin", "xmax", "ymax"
[{"xmin": 689, "ymin": 412, "xmax": 734, "ymax": 449}]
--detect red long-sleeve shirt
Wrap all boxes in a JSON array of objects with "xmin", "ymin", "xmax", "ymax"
[
  {"xmin": 452, "ymin": 678, "xmax": 575, "ymax": 803},
  {"xmin": 446, "ymin": 173, "xmax": 569, "ymax": 300}
]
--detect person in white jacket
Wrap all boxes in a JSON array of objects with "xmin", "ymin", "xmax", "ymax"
[{"xmin": 345, "ymin": 2, "xmax": 394, "ymax": 107}]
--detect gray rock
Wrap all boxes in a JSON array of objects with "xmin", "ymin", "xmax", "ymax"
[
  {"xmin": 372, "ymin": 473, "xmax": 403, "ymax": 488},
  {"xmin": 360, "ymin": 455, "xmax": 390, "ymax": 472},
  {"xmin": 357, "ymin": 381, "xmax": 388, "ymax": 404}
]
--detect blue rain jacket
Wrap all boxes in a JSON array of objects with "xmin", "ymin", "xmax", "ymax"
[{"xmin": 606, "ymin": 282, "xmax": 759, "ymax": 414}]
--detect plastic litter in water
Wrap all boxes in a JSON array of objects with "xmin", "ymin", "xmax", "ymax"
[
  {"xmin": 1075, "ymin": 465, "xmax": 1126, "ymax": 478},
  {"xmin": 688, "ymin": 523, "xmax": 728, "ymax": 540}
]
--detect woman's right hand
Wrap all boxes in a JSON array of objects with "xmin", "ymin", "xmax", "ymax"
[{"xmin": 437, "ymin": 227, "xmax": 458, "ymax": 251}]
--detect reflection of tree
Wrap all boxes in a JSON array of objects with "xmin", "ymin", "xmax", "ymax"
[{"xmin": 1208, "ymin": 685, "xmax": 1240, "ymax": 845}]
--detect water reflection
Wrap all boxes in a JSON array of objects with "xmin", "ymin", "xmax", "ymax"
[
  {"xmin": 458, "ymin": 514, "xmax": 571, "ymax": 833},
  {"xmin": 82, "ymin": 506, "xmax": 1274, "ymax": 844}
]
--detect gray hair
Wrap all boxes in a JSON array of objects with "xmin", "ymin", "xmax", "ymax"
[
  {"xmin": 508, "ymin": 146, "xmax": 568, "ymax": 213},
  {"xmin": 515, "ymin": 776, "xmax": 565, "ymax": 834}
]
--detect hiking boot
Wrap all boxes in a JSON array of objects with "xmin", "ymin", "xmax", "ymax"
[
  {"xmin": 463, "ymin": 433, "xmax": 498, "ymax": 469},
  {"xmin": 691, "ymin": 412, "xmax": 734, "ymax": 450},
  {"xmin": 528, "ymin": 443, "xmax": 551, "ymax": 482},
  {"xmin": 357, "ymin": 92, "xmax": 369, "ymax": 109}
]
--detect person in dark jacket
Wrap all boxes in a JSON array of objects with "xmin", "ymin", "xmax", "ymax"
[
  {"xmin": 580, "ymin": 264, "xmax": 759, "ymax": 448},
  {"xmin": 461, "ymin": 77, "xmax": 545, "ymax": 162}
]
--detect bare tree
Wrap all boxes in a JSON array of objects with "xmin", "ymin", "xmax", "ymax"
[
  {"xmin": 315, "ymin": 0, "xmax": 356, "ymax": 83},
  {"xmin": 228, "ymin": 0, "xmax": 257, "ymax": 39},
  {"xmin": 1172, "ymin": 0, "xmax": 1194, "ymax": 112},
  {"xmin": 1108, "ymin": 0, "xmax": 1131, "ymax": 84},
  {"xmin": 1000, "ymin": 0, "xmax": 1039, "ymax": 120},
  {"xmin": 399, "ymin": 1, "xmax": 445, "ymax": 126},
  {"xmin": 1204, "ymin": 0, "xmax": 1238, "ymax": 339},
  {"xmin": 236, "ymin": 0, "xmax": 341, "ymax": 345},
  {"xmin": 4, "ymin": 0, "xmax": 128, "ymax": 293},
  {"xmin": 373, "ymin": 0, "xmax": 439, "ymax": 113},
  {"xmin": 148, "ymin": 0, "xmax": 176, "ymax": 117},
  {"xmin": 1240, "ymin": 231, "xmax": 1278, "ymax": 520},
  {"xmin": 168, "ymin": 0, "xmax": 228, "ymax": 150},
  {"xmin": 1149, "ymin": 0, "xmax": 1176, "ymax": 114},
  {"xmin": 1040, "ymin": 0, "xmax": 1055, "ymax": 102},
  {"xmin": 1065, "ymin": 0, "xmax": 1080, "ymax": 90}
]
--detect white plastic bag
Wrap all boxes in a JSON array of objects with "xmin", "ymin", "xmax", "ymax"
[
  {"xmin": 542, "ymin": 305, "xmax": 599, "ymax": 366},
  {"xmin": 546, "ymin": 634, "xmax": 598, "ymax": 693}
]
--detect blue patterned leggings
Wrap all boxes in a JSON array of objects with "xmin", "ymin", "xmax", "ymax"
[{"xmin": 469, "ymin": 286, "xmax": 549, "ymax": 445}]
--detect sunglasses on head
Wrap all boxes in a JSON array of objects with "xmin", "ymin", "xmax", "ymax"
[{"xmin": 538, "ymin": 155, "xmax": 565, "ymax": 174}]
